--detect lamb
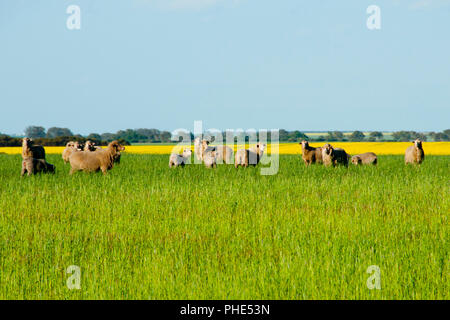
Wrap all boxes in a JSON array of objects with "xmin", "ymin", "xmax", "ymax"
[
  {"xmin": 203, "ymin": 150, "xmax": 217, "ymax": 168},
  {"xmin": 22, "ymin": 138, "xmax": 45, "ymax": 160},
  {"xmin": 321, "ymin": 143, "xmax": 349, "ymax": 167},
  {"xmin": 68, "ymin": 140, "xmax": 125, "ymax": 175},
  {"xmin": 235, "ymin": 143, "xmax": 266, "ymax": 168},
  {"xmin": 351, "ymin": 152, "xmax": 378, "ymax": 165},
  {"xmin": 21, "ymin": 158, "xmax": 55, "ymax": 176},
  {"xmin": 299, "ymin": 140, "xmax": 323, "ymax": 166},
  {"xmin": 405, "ymin": 139, "xmax": 425, "ymax": 165},
  {"xmin": 169, "ymin": 148, "xmax": 192, "ymax": 168}
]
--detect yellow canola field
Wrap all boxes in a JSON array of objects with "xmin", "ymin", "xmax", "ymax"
[{"xmin": 1, "ymin": 142, "xmax": 449, "ymax": 155}]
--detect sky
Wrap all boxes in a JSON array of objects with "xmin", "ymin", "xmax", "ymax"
[{"xmin": 0, "ymin": 0, "xmax": 449, "ymax": 136}]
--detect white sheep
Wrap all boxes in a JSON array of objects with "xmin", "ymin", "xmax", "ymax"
[
  {"xmin": 235, "ymin": 143, "xmax": 266, "ymax": 168},
  {"xmin": 169, "ymin": 148, "xmax": 192, "ymax": 168},
  {"xmin": 203, "ymin": 150, "xmax": 217, "ymax": 168}
]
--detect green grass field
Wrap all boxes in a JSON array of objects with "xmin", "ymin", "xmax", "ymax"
[{"xmin": 0, "ymin": 154, "xmax": 448, "ymax": 299}]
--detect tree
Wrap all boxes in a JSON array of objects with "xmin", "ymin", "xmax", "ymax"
[
  {"xmin": 443, "ymin": 129, "xmax": 450, "ymax": 139},
  {"xmin": 87, "ymin": 133, "xmax": 102, "ymax": 140},
  {"xmin": 392, "ymin": 131, "xmax": 427, "ymax": 142},
  {"xmin": 350, "ymin": 131, "xmax": 365, "ymax": 141},
  {"xmin": 101, "ymin": 133, "xmax": 116, "ymax": 142},
  {"xmin": 327, "ymin": 131, "xmax": 345, "ymax": 141},
  {"xmin": 46, "ymin": 127, "xmax": 73, "ymax": 138},
  {"xmin": 25, "ymin": 126, "xmax": 46, "ymax": 139},
  {"xmin": 369, "ymin": 131, "xmax": 383, "ymax": 140}
]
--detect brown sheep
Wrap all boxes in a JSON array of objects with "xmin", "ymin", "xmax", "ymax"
[
  {"xmin": 113, "ymin": 152, "xmax": 121, "ymax": 164},
  {"xmin": 22, "ymin": 138, "xmax": 45, "ymax": 160},
  {"xmin": 405, "ymin": 139, "xmax": 425, "ymax": 165},
  {"xmin": 69, "ymin": 140, "xmax": 125, "ymax": 175},
  {"xmin": 322, "ymin": 143, "xmax": 349, "ymax": 167},
  {"xmin": 84, "ymin": 141, "xmax": 121, "ymax": 164},
  {"xmin": 351, "ymin": 152, "xmax": 378, "ymax": 165},
  {"xmin": 235, "ymin": 143, "xmax": 266, "ymax": 168},
  {"xmin": 299, "ymin": 140, "xmax": 323, "ymax": 166},
  {"xmin": 21, "ymin": 158, "xmax": 55, "ymax": 176}
]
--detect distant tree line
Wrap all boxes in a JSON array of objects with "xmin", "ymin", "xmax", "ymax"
[{"xmin": 0, "ymin": 126, "xmax": 448, "ymax": 147}]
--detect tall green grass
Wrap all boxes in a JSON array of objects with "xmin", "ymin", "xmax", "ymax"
[{"xmin": 0, "ymin": 154, "xmax": 448, "ymax": 299}]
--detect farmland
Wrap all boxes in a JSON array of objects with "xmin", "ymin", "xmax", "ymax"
[{"xmin": 0, "ymin": 146, "xmax": 448, "ymax": 299}]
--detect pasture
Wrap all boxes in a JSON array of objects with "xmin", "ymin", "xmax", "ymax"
[{"xmin": 0, "ymin": 152, "xmax": 448, "ymax": 299}]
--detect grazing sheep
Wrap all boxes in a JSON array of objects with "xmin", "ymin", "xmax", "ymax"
[
  {"xmin": 235, "ymin": 143, "xmax": 266, "ymax": 168},
  {"xmin": 21, "ymin": 158, "xmax": 55, "ymax": 176},
  {"xmin": 351, "ymin": 152, "xmax": 378, "ymax": 165},
  {"xmin": 62, "ymin": 141, "xmax": 77, "ymax": 164},
  {"xmin": 321, "ymin": 143, "xmax": 349, "ymax": 167},
  {"xmin": 169, "ymin": 148, "xmax": 192, "ymax": 168},
  {"xmin": 22, "ymin": 138, "xmax": 45, "ymax": 160},
  {"xmin": 405, "ymin": 139, "xmax": 425, "ymax": 165},
  {"xmin": 69, "ymin": 140, "xmax": 125, "ymax": 175},
  {"xmin": 299, "ymin": 140, "xmax": 323, "ymax": 166}
]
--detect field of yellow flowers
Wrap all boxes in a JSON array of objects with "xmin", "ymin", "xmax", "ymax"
[{"xmin": 1, "ymin": 142, "xmax": 449, "ymax": 155}]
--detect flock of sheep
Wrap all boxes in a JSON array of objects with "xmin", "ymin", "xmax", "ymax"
[
  {"xmin": 300, "ymin": 139, "xmax": 424, "ymax": 166},
  {"xmin": 19, "ymin": 137, "xmax": 425, "ymax": 176},
  {"xmin": 169, "ymin": 137, "xmax": 266, "ymax": 168},
  {"xmin": 21, "ymin": 138, "xmax": 124, "ymax": 176}
]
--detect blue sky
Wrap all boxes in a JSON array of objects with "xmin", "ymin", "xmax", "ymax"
[{"xmin": 1, "ymin": 0, "xmax": 449, "ymax": 135}]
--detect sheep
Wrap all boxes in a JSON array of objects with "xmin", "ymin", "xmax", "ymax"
[
  {"xmin": 405, "ymin": 139, "xmax": 425, "ymax": 165},
  {"xmin": 203, "ymin": 150, "xmax": 217, "ymax": 168},
  {"xmin": 213, "ymin": 145, "xmax": 234, "ymax": 164},
  {"xmin": 113, "ymin": 152, "xmax": 121, "ymax": 164},
  {"xmin": 169, "ymin": 148, "xmax": 192, "ymax": 168},
  {"xmin": 84, "ymin": 140, "xmax": 98, "ymax": 152},
  {"xmin": 22, "ymin": 138, "xmax": 45, "ymax": 160},
  {"xmin": 351, "ymin": 152, "xmax": 378, "ymax": 165},
  {"xmin": 194, "ymin": 137, "xmax": 204, "ymax": 162},
  {"xmin": 194, "ymin": 138, "xmax": 213, "ymax": 161},
  {"xmin": 83, "ymin": 141, "xmax": 121, "ymax": 164},
  {"xmin": 68, "ymin": 140, "xmax": 125, "ymax": 175},
  {"xmin": 194, "ymin": 137, "xmax": 233, "ymax": 164},
  {"xmin": 235, "ymin": 143, "xmax": 266, "ymax": 168},
  {"xmin": 299, "ymin": 140, "xmax": 323, "ymax": 166},
  {"xmin": 21, "ymin": 158, "xmax": 55, "ymax": 176},
  {"xmin": 62, "ymin": 141, "xmax": 77, "ymax": 164},
  {"xmin": 321, "ymin": 143, "xmax": 349, "ymax": 167}
]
